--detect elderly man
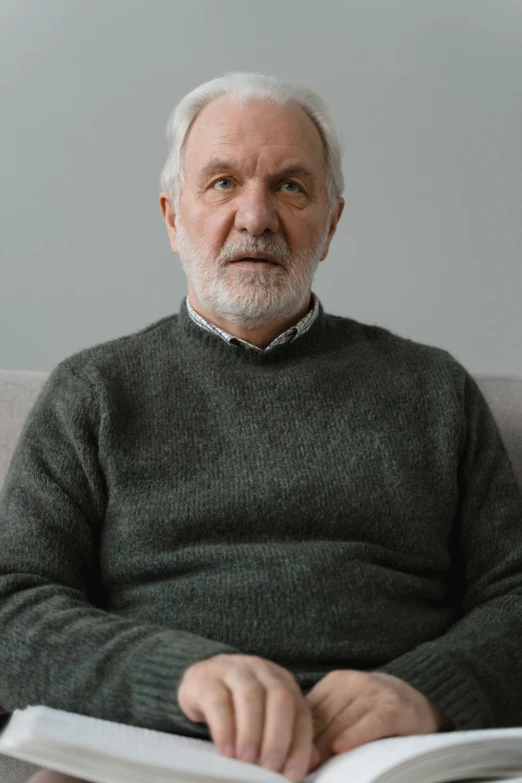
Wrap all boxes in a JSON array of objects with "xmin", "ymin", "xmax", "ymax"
[{"xmin": 1, "ymin": 71, "xmax": 522, "ymax": 783}]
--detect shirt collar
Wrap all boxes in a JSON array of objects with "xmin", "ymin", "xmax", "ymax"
[{"xmin": 186, "ymin": 292, "xmax": 321, "ymax": 352}]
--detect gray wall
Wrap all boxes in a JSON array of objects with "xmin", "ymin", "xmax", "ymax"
[{"xmin": 1, "ymin": 0, "xmax": 521, "ymax": 375}]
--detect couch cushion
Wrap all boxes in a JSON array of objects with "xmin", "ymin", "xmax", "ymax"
[
  {"xmin": 474, "ymin": 374, "xmax": 522, "ymax": 489},
  {"xmin": 0, "ymin": 371, "xmax": 48, "ymax": 491}
]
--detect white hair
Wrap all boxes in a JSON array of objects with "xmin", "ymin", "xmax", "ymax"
[{"xmin": 159, "ymin": 71, "xmax": 345, "ymax": 220}]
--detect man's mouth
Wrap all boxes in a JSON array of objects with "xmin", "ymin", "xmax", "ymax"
[{"xmin": 231, "ymin": 258, "xmax": 278, "ymax": 268}]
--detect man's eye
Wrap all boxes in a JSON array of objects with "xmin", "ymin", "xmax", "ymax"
[
  {"xmin": 281, "ymin": 181, "xmax": 302, "ymax": 193},
  {"xmin": 212, "ymin": 178, "xmax": 302, "ymax": 193},
  {"xmin": 214, "ymin": 178, "xmax": 233, "ymax": 190}
]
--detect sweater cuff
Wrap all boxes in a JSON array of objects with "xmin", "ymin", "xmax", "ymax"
[
  {"xmin": 132, "ymin": 631, "xmax": 241, "ymax": 737},
  {"xmin": 375, "ymin": 647, "xmax": 493, "ymax": 730}
]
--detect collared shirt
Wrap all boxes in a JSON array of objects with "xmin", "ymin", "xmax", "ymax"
[{"xmin": 186, "ymin": 291, "xmax": 321, "ymax": 352}]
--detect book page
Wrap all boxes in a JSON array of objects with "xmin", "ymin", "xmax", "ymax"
[
  {"xmin": 0, "ymin": 707, "xmax": 320, "ymax": 783},
  {"xmin": 311, "ymin": 730, "xmax": 522, "ymax": 783}
]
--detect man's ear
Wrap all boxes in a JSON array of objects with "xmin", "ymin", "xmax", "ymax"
[
  {"xmin": 320, "ymin": 197, "xmax": 345, "ymax": 262},
  {"xmin": 159, "ymin": 192, "xmax": 178, "ymax": 254}
]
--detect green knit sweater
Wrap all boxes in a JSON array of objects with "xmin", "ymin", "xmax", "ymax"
[{"xmin": 1, "ymin": 295, "xmax": 522, "ymax": 740}]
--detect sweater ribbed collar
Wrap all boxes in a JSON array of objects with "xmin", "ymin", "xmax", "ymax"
[
  {"xmin": 176, "ymin": 292, "xmax": 330, "ymax": 365},
  {"xmin": 186, "ymin": 291, "xmax": 321, "ymax": 351}
]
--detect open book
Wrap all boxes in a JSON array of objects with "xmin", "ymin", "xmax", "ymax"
[{"xmin": 2, "ymin": 706, "xmax": 522, "ymax": 783}]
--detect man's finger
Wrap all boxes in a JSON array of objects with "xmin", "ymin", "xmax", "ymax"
[
  {"xmin": 331, "ymin": 710, "xmax": 398, "ymax": 753},
  {"xmin": 310, "ymin": 745, "xmax": 321, "ymax": 769}
]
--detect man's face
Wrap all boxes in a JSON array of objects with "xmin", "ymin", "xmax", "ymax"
[{"xmin": 162, "ymin": 95, "xmax": 344, "ymax": 328}]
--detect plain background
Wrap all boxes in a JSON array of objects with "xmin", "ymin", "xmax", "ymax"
[{"xmin": 1, "ymin": 0, "xmax": 521, "ymax": 375}]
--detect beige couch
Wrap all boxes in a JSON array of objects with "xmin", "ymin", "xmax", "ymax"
[{"xmin": 0, "ymin": 369, "xmax": 521, "ymax": 783}]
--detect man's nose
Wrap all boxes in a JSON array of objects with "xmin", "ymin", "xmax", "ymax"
[{"xmin": 233, "ymin": 182, "xmax": 280, "ymax": 236}]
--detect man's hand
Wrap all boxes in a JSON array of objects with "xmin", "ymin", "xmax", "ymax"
[
  {"xmin": 305, "ymin": 670, "xmax": 453, "ymax": 770},
  {"xmin": 178, "ymin": 654, "xmax": 320, "ymax": 782}
]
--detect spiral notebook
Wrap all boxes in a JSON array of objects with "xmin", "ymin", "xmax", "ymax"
[{"xmin": 2, "ymin": 706, "xmax": 522, "ymax": 783}]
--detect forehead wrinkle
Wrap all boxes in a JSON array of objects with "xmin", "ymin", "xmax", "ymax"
[
  {"xmin": 206, "ymin": 140, "xmax": 316, "ymax": 164},
  {"xmin": 197, "ymin": 136, "xmax": 321, "ymax": 173},
  {"xmin": 208, "ymin": 130, "xmax": 317, "ymax": 149}
]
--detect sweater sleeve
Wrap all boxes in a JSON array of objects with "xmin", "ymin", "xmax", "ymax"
[
  {"xmin": 0, "ymin": 360, "xmax": 241, "ymax": 737},
  {"xmin": 376, "ymin": 368, "xmax": 522, "ymax": 731}
]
